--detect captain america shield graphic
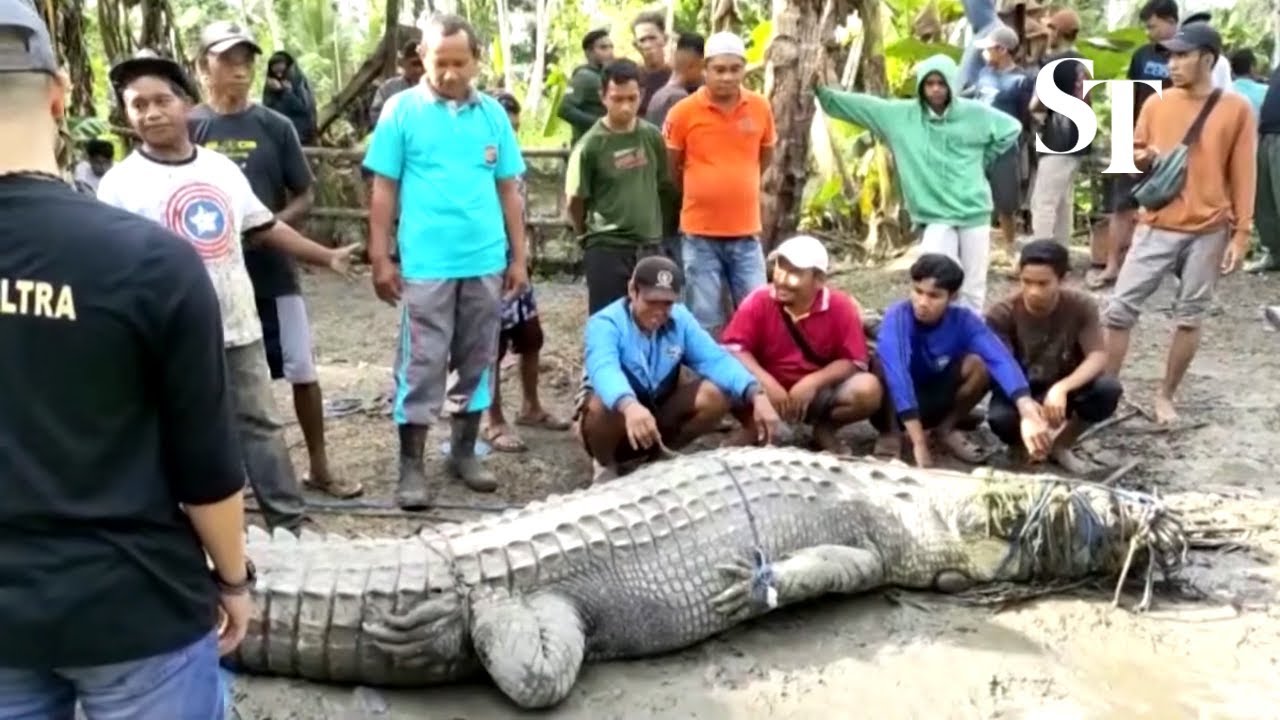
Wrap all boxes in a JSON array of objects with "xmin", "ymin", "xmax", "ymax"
[{"xmin": 164, "ymin": 182, "xmax": 236, "ymax": 261}]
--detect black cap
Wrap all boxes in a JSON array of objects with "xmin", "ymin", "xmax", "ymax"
[
  {"xmin": 632, "ymin": 255, "xmax": 683, "ymax": 300},
  {"xmin": 198, "ymin": 20, "xmax": 263, "ymax": 57},
  {"xmin": 0, "ymin": 0, "xmax": 58, "ymax": 75},
  {"xmin": 1182, "ymin": 11, "xmax": 1212, "ymax": 26},
  {"xmin": 108, "ymin": 49, "xmax": 200, "ymax": 102},
  {"xmin": 1159, "ymin": 22, "xmax": 1222, "ymax": 55}
]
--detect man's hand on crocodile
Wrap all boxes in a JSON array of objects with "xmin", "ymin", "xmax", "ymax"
[
  {"xmin": 751, "ymin": 392, "xmax": 783, "ymax": 445},
  {"xmin": 620, "ymin": 399, "xmax": 661, "ymax": 450},
  {"xmin": 1015, "ymin": 397, "xmax": 1052, "ymax": 460}
]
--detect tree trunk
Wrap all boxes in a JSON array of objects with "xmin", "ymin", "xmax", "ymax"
[
  {"xmin": 494, "ymin": 0, "xmax": 514, "ymax": 90},
  {"xmin": 43, "ymin": 0, "xmax": 95, "ymax": 118},
  {"xmin": 522, "ymin": 0, "xmax": 554, "ymax": 118},
  {"xmin": 383, "ymin": 0, "xmax": 401, "ymax": 76},
  {"xmin": 759, "ymin": 0, "xmax": 849, "ymax": 250}
]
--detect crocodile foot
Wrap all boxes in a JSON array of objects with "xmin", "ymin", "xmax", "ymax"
[
  {"xmin": 363, "ymin": 593, "xmax": 465, "ymax": 666},
  {"xmin": 713, "ymin": 545, "xmax": 885, "ymax": 619},
  {"xmin": 471, "ymin": 592, "xmax": 585, "ymax": 709}
]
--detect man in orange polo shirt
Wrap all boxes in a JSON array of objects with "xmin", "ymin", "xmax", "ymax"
[
  {"xmin": 721, "ymin": 235, "xmax": 883, "ymax": 452},
  {"xmin": 663, "ymin": 31, "xmax": 776, "ymax": 336}
]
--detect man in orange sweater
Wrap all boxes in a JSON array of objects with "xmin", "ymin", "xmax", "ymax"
[{"xmin": 1102, "ymin": 22, "xmax": 1256, "ymax": 425}]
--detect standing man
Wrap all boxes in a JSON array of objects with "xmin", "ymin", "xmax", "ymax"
[
  {"xmin": 1228, "ymin": 49, "xmax": 1267, "ymax": 116},
  {"xmin": 817, "ymin": 54, "xmax": 1021, "ymax": 311},
  {"xmin": 968, "ymin": 24, "xmax": 1034, "ymax": 254},
  {"xmin": 663, "ymin": 31, "xmax": 776, "ymax": 337},
  {"xmin": 369, "ymin": 40, "xmax": 425, "ymax": 127},
  {"xmin": 99, "ymin": 50, "xmax": 359, "ymax": 532},
  {"xmin": 1027, "ymin": 8, "xmax": 1088, "ymax": 247},
  {"xmin": 645, "ymin": 31, "xmax": 705, "ymax": 128},
  {"xmin": 0, "ymin": 5, "xmax": 250, "ymax": 713},
  {"xmin": 558, "ymin": 29, "xmax": 613, "ymax": 146},
  {"xmin": 189, "ymin": 21, "xmax": 359, "ymax": 499},
  {"xmin": 363, "ymin": 14, "xmax": 529, "ymax": 510},
  {"xmin": 1251, "ymin": 59, "xmax": 1280, "ymax": 272},
  {"xmin": 1091, "ymin": 0, "xmax": 1176, "ymax": 288},
  {"xmin": 72, "ymin": 137, "xmax": 113, "ymax": 195},
  {"xmin": 262, "ymin": 51, "xmax": 317, "ymax": 145},
  {"xmin": 1103, "ymin": 23, "xmax": 1256, "ymax": 425},
  {"xmin": 566, "ymin": 58, "xmax": 673, "ymax": 314},
  {"xmin": 631, "ymin": 11, "xmax": 670, "ymax": 117}
]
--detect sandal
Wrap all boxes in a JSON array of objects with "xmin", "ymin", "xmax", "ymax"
[
  {"xmin": 939, "ymin": 430, "xmax": 990, "ymax": 464},
  {"xmin": 515, "ymin": 411, "xmax": 572, "ymax": 431},
  {"xmin": 481, "ymin": 424, "xmax": 528, "ymax": 453}
]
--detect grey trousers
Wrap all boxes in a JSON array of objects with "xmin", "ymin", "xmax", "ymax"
[
  {"xmin": 226, "ymin": 340, "xmax": 306, "ymax": 530},
  {"xmin": 1256, "ymin": 134, "xmax": 1280, "ymax": 256},
  {"xmin": 1102, "ymin": 225, "xmax": 1228, "ymax": 330},
  {"xmin": 393, "ymin": 274, "xmax": 504, "ymax": 426}
]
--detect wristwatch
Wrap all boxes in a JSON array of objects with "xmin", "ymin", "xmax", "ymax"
[{"xmin": 213, "ymin": 558, "xmax": 257, "ymax": 595}]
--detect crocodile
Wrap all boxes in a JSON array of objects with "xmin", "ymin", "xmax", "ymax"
[{"xmin": 225, "ymin": 446, "xmax": 1188, "ymax": 709}]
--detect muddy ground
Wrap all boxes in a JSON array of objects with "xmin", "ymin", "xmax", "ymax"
[{"xmin": 231, "ymin": 251, "xmax": 1280, "ymax": 719}]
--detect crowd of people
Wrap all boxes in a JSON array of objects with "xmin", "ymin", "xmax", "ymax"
[{"xmin": 0, "ymin": 0, "xmax": 1270, "ymax": 713}]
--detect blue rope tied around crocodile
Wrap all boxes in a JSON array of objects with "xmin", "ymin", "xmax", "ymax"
[{"xmin": 715, "ymin": 458, "xmax": 777, "ymax": 609}]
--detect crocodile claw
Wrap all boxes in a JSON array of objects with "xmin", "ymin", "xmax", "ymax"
[
  {"xmin": 711, "ymin": 559, "xmax": 759, "ymax": 618},
  {"xmin": 362, "ymin": 595, "xmax": 463, "ymax": 661}
]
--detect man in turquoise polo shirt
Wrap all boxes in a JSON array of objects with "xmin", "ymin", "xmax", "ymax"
[{"xmin": 363, "ymin": 13, "xmax": 529, "ymax": 510}]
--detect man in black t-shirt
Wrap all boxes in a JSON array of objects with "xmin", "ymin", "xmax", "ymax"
[
  {"xmin": 190, "ymin": 21, "xmax": 361, "ymax": 499},
  {"xmin": 1089, "ymin": 0, "xmax": 1177, "ymax": 288},
  {"xmin": 0, "ymin": 4, "xmax": 252, "ymax": 714}
]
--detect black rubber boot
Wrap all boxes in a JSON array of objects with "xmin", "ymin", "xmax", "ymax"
[
  {"xmin": 395, "ymin": 424, "xmax": 433, "ymax": 510},
  {"xmin": 445, "ymin": 412, "xmax": 498, "ymax": 492}
]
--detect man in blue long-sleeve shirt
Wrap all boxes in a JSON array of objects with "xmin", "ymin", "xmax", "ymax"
[
  {"xmin": 872, "ymin": 254, "xmax": 1050, "ymax": 467},
  {"xmin": 577, "ymin": 256, "xmax": 782, "ymax": 480}
]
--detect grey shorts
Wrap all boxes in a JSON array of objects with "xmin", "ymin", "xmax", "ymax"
[
  {"xmin": 986, "ymin": 144, "xmax": 1021, "ymax": 216},
  {"xmin": 257, "ymin": 294, "xmax": 318, "ymax": 384},
  {"xmin": 1102, "ymin": 225, "xmax": 1229, "ymax": 330},
  {"xmin": 392, "ymin": 274, "xmax": 503, "ymax": 426}
]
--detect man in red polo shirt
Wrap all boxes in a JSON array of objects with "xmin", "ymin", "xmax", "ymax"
[{"xmin": 721, "ymin": 235, "xmax": 883, "ymax": 451}]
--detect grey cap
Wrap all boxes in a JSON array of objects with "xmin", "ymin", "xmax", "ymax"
[
  {"xmin": 198, "ymin": 20, "xmax": 263, "ymax": 57},
  {"xmin": 0, "ymin": 0, "xmax": 58, "ymax": 75}
]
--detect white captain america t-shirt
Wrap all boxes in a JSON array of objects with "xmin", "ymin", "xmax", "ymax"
[{"xmin": 96, "ymin": 145, "xmax": 272, "ymax": 349}]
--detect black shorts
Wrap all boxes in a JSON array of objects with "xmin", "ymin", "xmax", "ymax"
[
  {"xmin": 1106, "ymin": 174, "xmax": 1141, "ymax": 213},
  {"xmin": 583, "ymin": 244, "xmax": 663, "ymax": 315},
  {"xmin": 986, "ymin": 145, "xmax": 1022, "ymax": 216},
  {"xmin": 498, "ymin": 316, "xmax": 543, "ymax": 360}
]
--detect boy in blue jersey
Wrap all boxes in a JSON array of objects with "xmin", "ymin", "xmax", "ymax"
[
  {"xmin": 873, "ymin": 254, "xmax": 1051, "ymax": 468},
  {"xmin": 578, "ymin": 256, "xmax": 782, "ymax": 481},
  {"xmin": 363, "ymin": 15, "xmax": 530, "ymax": 510}
]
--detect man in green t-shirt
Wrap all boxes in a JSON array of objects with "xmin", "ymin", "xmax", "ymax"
[{"xmin": 566, "ymin": 58, "xmax": 675, "ymax": 314}]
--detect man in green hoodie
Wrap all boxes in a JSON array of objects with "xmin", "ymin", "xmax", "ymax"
[
  {"xmin": 558, "ymin": 29, "xmax": 614, "ymax": 146},
  {"xmin": 817, "ymin": 55, "xmax": 1021, "ymax": 311}
]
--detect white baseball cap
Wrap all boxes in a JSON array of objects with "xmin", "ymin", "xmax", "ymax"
[
  {"xmin": 704, "ymin": 31, "xmax": 746, "ymax": 60},
  {"xmin": 768, "ymin": 235, "xmax": 830, "ymax": 273}
]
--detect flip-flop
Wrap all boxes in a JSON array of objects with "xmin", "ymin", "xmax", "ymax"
[
  {"xmin": 481, "ymin": 425, "xmax": 527, "ymax": 453},
  {"xmin": 515, "ymin": 412, "xmax": 572, "ymax": 431}
]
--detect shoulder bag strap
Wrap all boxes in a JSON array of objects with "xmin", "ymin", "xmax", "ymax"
[
  {"xmin": 1182, "ymin": 89, "xmax": 1223, "ymax": 146},
  {"xmin": 777, "ymin": 303, "xmax": 829, "ymax": 367}
]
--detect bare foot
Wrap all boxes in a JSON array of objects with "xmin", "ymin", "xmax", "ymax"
[
  {"xmin": 1050, "ymin": 446, "xmax": 1093, "ymax": 475},
  {"xmin": 811, "ymin": 424, "xmax": 845, "ymax": 454},
  {"xmin": 1153, "ymin": 394, "xmax": 1179, "ymax": 425},
  {"xmin": 873, "ymin": 433, "xmax": 901, "ymax": 458}
]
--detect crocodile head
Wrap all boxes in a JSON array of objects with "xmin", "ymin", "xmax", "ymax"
[{"xmin": 929, "ymin": 467, "xmax": 1187, "ymax": 591}]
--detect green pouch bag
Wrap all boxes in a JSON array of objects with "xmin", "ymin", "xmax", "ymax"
[{"xmin": 1131, "ymin": 89, "xmax": 1222, "ymax": 211}]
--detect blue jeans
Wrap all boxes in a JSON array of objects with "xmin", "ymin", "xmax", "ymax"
[
  {"xmin": 682, "ymin": 234, "xmax": 768, "ymax": 333},
  {"xmin": 0, "ymin": 632, "xmax": 227, "ymax": 720}
]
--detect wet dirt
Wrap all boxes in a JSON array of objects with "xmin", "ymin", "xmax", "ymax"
[{"xmin": 233, "ymin": 255, "xmax": 1280, "ymax": 719}]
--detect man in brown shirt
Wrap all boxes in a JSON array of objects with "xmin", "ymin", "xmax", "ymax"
[
  {"xmin": 987, "ymin": 241, "xmax": 1121, "ymax": 473},
  {"xmin": 1102, "ymin": 22, "xmax": 1256, "ymax": 425}
]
